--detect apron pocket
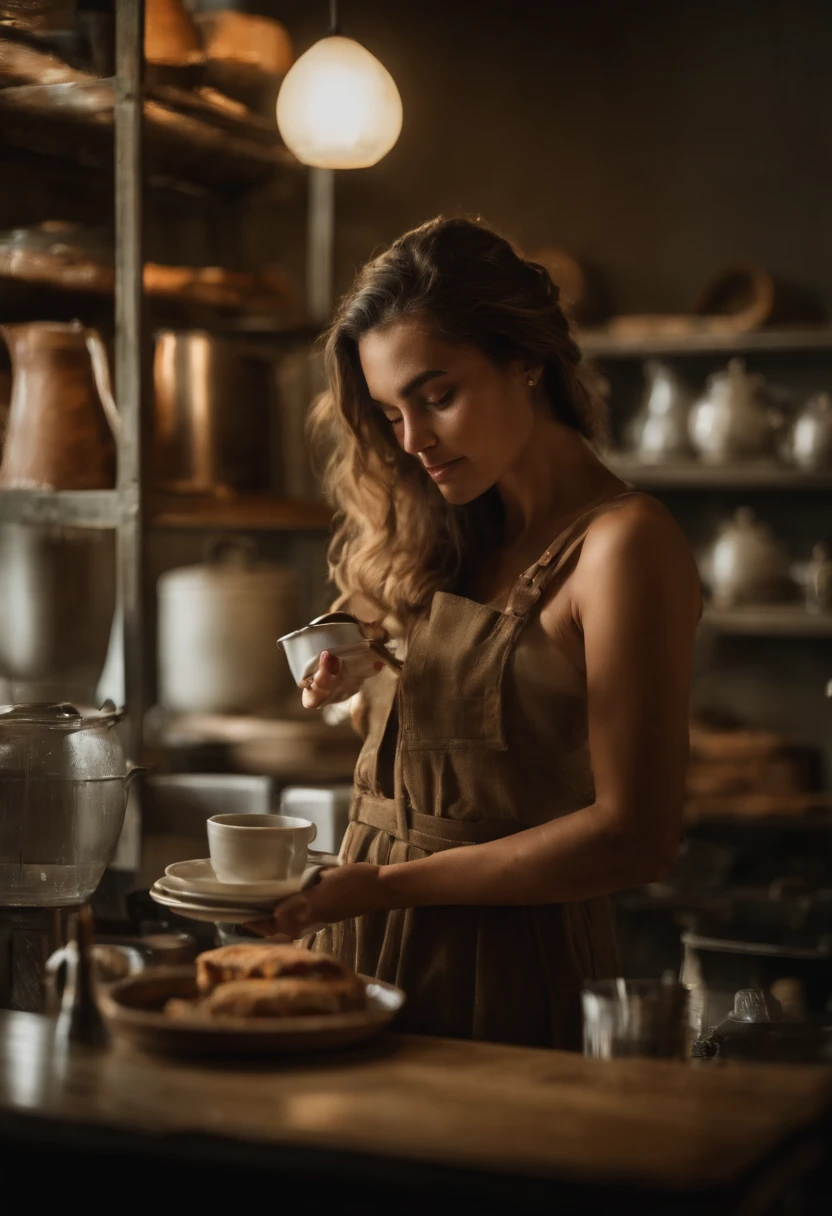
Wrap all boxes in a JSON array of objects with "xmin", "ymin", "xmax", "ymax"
[{"xmin": 403, "ymin": 694, "xmax": 506, "ymax": 751}]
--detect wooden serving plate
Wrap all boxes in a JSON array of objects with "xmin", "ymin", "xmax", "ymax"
[{"xmin": 99, "ymin": 966, "xmax": 405, "ymax": 1057}]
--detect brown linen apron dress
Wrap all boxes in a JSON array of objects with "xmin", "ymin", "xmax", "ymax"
[{"xmin": 311, "ymin": 492, "xmax": 641, "ymax": 1049}]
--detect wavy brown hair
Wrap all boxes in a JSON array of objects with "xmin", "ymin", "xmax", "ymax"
[{"xmin": 309, "ymin": 215, "xmax": 606, "ymax": 629}]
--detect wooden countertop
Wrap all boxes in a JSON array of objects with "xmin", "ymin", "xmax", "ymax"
[{"xmin": 0, "ymin": 1010, "xmax": 830, "ymax": 1207}]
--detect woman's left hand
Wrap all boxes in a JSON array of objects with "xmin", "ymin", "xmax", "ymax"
[{"xmin": 245, "ymin": 863, "xmax": 393, "ymax": 940}]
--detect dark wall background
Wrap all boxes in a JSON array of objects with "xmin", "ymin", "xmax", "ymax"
[{"xmin": 267, "ymin": 0, "xmax": 832, "ymax": 315}]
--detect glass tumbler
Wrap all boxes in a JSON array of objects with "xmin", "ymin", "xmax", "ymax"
[{"xmin": 582, "ymin": 977, "xmax": 692, "ymax": 1060}]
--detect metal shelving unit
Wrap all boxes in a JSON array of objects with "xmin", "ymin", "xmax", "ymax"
[
  {"xmin": 581, "ymin": 326, "xmax": 832, "ymax": 360},
  {"xmin": 701, "ymin": 606, "xmax": 832, "ymax": 639},
  {"xmin": 604, "ymin": 457, "xmax": 832, "ymax": 491},
  {"xmin": 0, "ymin": 2, "xmax": 331, "ymax": 762}
]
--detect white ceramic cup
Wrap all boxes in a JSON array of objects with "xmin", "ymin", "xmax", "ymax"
[
  {"xmin": 206, "ymin": 813, "xmax": 317, "ymax": 883},
  {"xmin": 277, "ymin": 620, "xmax": 378, "ymax": 686}
]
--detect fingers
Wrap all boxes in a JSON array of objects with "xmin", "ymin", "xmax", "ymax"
[
  {"xmin": 360, "ymin": 619, "xmax": 389, "ymax": 643},
  {"xmin": 300, "ymin": 651, "xmax": 341, "ymax": 709},
  {"xmin": 272, "ymin": 894, "xmax": 311, "ymax": 938},
  {"xmin": 242, "ymin": 894, "xmax": 312, "ymax": 940}
]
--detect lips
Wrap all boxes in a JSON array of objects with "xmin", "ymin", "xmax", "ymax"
[{"xmin": 424, "ymin": 457, "xmax": 462, "ymax": 477}]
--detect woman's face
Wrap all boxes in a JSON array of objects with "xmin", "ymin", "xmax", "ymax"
[{"xmin": 358, "ymin": 316, "xmax": 539, "ymax": 505}]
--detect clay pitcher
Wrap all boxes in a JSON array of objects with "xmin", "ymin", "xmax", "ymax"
[{"xmin": 0, "ymin": 321, "xmax": 119, "ymax": 491}]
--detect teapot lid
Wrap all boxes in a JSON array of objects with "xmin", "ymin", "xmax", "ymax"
[{"xmin": 707, "ymin": 356, "xmax": 766, "ymax": 394}]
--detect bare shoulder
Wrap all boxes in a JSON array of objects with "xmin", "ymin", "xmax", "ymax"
[{"xmin": 575, "ymin": 494, "xmax": 701, "ymax": 614}]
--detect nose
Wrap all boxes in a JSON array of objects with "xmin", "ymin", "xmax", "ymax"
[{"xmin": 401, "ymin": 411, "xmax": 436, "ymax": 458}]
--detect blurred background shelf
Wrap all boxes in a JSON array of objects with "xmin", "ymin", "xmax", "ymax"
[
  {"xmin": 702, "ymin": 605, "xmax": 832, "ymax": 637},
  {"xmin": 605, "ymin": 457, "xmax": 832, "ymax": 490},
  {"xmin": 0, "ymin": 489, "xmax": 120, "ymax": 528},
  {"xmin": 149, "ymin": 494, "xmax": 332, "ymax": 532},
  {"xmin": 0, "ymin": 72, "xmax": 300, "ymax": 192},
  {"xmin": 0, "ymin": 492, "xmax": 331, "ymax": 532},
  {"xmin": 580, "ymin": 326, "xmax": 832, "ymax": 360},
  {"xmin": 683, "ymin": 793, "xmax": 832, "ymax": 824}
]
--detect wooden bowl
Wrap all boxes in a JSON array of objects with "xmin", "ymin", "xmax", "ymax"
[{"xmin": 99, "ymin": 966, "xmax": 405, "ymax": 1056}]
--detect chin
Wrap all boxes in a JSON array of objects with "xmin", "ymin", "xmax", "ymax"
[
  {"xmin": 436, "ymin": 476, "xmax": 492, "ymax": 506},
  {"xmin": 437, "ymin": 485, "xmax": 473, "ymax": 505}
]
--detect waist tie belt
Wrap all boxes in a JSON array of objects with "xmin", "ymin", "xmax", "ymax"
[{"xmin": 352, "ymin": 792, "xmax": 524, "ymax": 855}]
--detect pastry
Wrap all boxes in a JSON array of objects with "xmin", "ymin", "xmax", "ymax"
[
  {"xmin": 196, "ymin": 943, "xmax": 350, "ymax": 994},
  {"xmin": 200, "ymin": 976, "xmax": 366, "ymax": 1019},
  {"xmin": 163, "ymin": 997, "xmax": 203, "ymax": 1020}
]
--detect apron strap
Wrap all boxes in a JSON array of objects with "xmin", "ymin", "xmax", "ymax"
[{"xmin": 505, "ymin": 489, "xmax": 642, "ymax": 620}]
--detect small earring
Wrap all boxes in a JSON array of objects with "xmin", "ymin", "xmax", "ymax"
[{"xmin": 527, "ymin": 375, "xmax": 536, "ymax": 386}]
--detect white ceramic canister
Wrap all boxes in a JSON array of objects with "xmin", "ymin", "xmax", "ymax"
[{"xmin": 157, "ymin": 537, "xmax": 301, "ymax": 713}]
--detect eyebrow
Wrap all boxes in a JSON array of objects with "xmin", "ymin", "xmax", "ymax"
[{"xmin": 397, "ymin": 368, "xmax": 446, "ymax": 399}]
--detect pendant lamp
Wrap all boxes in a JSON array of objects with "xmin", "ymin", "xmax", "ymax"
[{"xmin": 276, "ymin": 0, "xmax": 402, "ymax": 169}]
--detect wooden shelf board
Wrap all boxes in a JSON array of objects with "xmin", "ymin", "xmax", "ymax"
[
  {"xmin": 606, "ymin": 457, "xmax": 832, "ymax": 490},
  {"xmin": 150, "ymin": 494, "xmax": 332, "ymax": 531},
  {"xmin": 0, "ymin": 73, "xmax": 300, "ymax": 191},
  {"xmin": 580, "ymin": 326, "xmax": 832, "ymax": 359},
  {"xmin": 0, "ymin": 489, "xmax": 119, "ymax": 528},
  {"xmin": 702, "ymin": 605, "xmax": 832, "ymax": 637}
]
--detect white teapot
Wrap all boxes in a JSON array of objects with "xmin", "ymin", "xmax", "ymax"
[
  {"xmin": 702, "ymin": 508, "xmax": 794, "ymax": 608},
  {"xmin": 688, "ymin": 358, "xmax": 780, "ymax": 465}
]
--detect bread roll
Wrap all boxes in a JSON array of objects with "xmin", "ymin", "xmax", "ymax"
[
  {"xmin": 201, "ymin": 976, "xmax": 366, "ymax": 1018},
  {"xmin": 196, "ymin": 944, "xmax": 349, "ymax": 993}
]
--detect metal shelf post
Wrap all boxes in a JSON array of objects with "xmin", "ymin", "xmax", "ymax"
[{"xmin": 115, "ymin": 0, "xmax": 147, "ymax": 762}]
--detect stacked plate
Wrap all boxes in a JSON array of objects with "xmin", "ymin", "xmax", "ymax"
[{"xmin": 150, "ymin": 850, "xmax": 340, "ymax": 924}]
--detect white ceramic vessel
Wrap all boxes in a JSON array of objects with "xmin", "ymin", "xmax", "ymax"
[
  {"xmin": 207, "ymin": 812, "xmax": 316, "ymax": 883},
  {"xmin": 688, "ymin": 358, "xmax": 779, "ymax": 465}
]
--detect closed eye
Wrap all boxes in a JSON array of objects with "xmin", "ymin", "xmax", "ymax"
[{"xmin": 426, "ymin": 388, "xmax": 454, "ymax": 409}]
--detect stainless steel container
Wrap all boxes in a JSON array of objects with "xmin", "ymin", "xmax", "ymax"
[
  {"xmin": 0, "ymin": 523, "xmax": 115, "ymax": 704},
  {"xmin": 0, "ymin": 701, "xmax": 143, "ymax": 907},
  {"xmin": 153, "ymin": 330, "xmax": 272, "ymax": 495}
]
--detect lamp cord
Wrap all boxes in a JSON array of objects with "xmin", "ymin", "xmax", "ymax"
[{"xmin": 329, "ymin": 0, "xmax": 340, "ymax": 35}]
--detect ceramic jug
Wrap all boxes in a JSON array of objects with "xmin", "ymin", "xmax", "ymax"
[
  {"xmin": 787, "ymin": 392, "xmax": 832, "ymax": 472},
  {"xmin": 0, "ymin": 321, "xmax": 119, "ymax": 491},
  {"xmin": 627, "ymin": 360, "xmax": 693, "ymax": 463},
  {"xmin": 688, "ymin": 358, "xmax": 779, "ymax": 465},
  {"xmin": 703, "ymin": 507, "xmax": 793, "ymax": 608}
]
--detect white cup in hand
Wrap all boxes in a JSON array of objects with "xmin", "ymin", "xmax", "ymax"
[{"xmin": 278, "ymin": 619, "xmax": 388, "ymax": 709}]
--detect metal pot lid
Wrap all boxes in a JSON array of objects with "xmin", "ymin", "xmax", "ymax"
[
  {"xmin": 158, "ymin": 535, "xmax": 301, "ymax": 595},
  {"xmin": 158, "ymin": 562, "xmax": 300, "ymax": 593},
  {"xmin": 0, "ymin": 700, "xmax": 123, "ymax": 727}
]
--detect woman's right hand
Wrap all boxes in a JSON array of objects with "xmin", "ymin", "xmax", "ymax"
[{"xmin": 299, "ymin": 620, "xmax": 390, "ymax": 710}]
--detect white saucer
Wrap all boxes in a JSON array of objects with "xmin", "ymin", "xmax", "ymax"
[
  {"xmin": 153, "ymin": 873, "xmax": 277, "ymax": 909},
  {"xmin": 163, "ymin": 850, "xmax": 340, "ymax": 901},
  {"xmin": 149, "ymin": 881, "xmax": 278, "ymax": 925},
  {"xmin": 162, "ymin": 860, "xmax": 319, "ymax": 903}
]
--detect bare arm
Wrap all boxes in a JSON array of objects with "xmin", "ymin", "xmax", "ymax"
[{"xmin": 268, "ymin": 502, "xmax": 701, "ymax": 933}]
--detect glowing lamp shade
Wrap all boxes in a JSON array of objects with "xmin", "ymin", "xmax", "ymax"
[{"xmin": 276, "ymin": 35, "xmax": 402, "ymax": 169}]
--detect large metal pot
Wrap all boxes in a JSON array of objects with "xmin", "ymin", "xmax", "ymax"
[
  {"xmin": 153, "ymin": 330, "xmax": 272, "ymax": 495},
  {"xmin": 0, "ymin": 701, "xmax": 144, "ymax": 907},
  {"xmin": 157, "ymin": 536, "xmax": 301, "ymax": 713},
  {"xmin": 0, "ymin": 523, "xmax": 115, "ymax": 704}
]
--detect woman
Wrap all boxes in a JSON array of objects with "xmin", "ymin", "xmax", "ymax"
[{"xmin": 269, "ymin": 216, "xmax": 701, "ymax": 1049}]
